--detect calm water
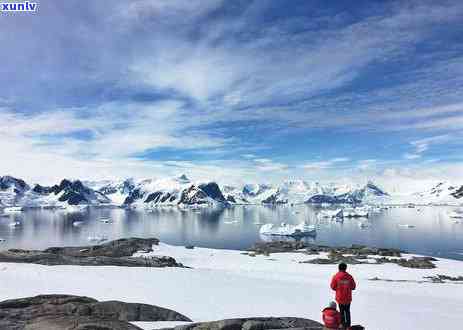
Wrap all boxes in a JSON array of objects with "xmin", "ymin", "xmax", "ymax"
[{"xmin": 0, "ymin": 205, "xmax": 463, "ymax": 260}]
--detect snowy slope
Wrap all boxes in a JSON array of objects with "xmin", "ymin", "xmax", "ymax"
[
  {"xmin": 252, "ymin": 180, "xmax": 390, "ymax": 205},
  {"xmin": 224, "ymin": 183, "xmax": 278, "ymax": 204},
  {"xmin": 409, "ymin": 182, "xmax": 463, "ymax": 205},
  {"xmin": 0, "ymin": 244, "xmax": 461, "ymax": 330},
  {"xmin": 97, "ymin": 179, "xmax": 136, "ymax": 205}
]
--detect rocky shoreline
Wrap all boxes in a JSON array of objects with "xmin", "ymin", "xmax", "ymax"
[
  {"xmin": 0, "ymin": 238, "xmax": 183, "ymax": 268},
  {"xmin": 248, "ymin": 241, "xmax": 437, "ymax": 269}
]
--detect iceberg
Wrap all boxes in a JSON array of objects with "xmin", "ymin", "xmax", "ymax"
[
  {"xmin": 4, "ymin": 206, "xmax": 23, "ymax": 213},
  {"xmin": 447, "ymin": 208, "xmax": 463, "ymax": 218},
  {"xmin": 259, "ymin": 222, "xmax": 316, "ymax": 237},
  {"xmin": 317, "ymin": 209, "xmax": 343, "ymax": 219},
  {"xmin": 9, "ymin": 221, "xmax": 22, "ymax": 228},
  {"xmin": 398, "ymin": 224, "xmax": 416, "ymax": 228},
  {"xmin": 358, "ymin": 220, "xmax": 370, "ymax": 229},
  {"xmin": 342, "ymin": 207, "xmax": 369, "ymax": 218}
]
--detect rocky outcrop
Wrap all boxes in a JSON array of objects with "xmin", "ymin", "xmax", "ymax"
[
  {"xmin": 250, "ymin": 241, "xmax": 309, "ymax": 255},
  {"xmin": 250, "ymin": 241, "xmax": 403, "ymax": 256},
  {"xmin": 163, "ymin": 317, "xmax": 323, "ymax": 330},
  {"xmin": 302, "ymin": 252, "xmax": 436, "ymax": 269},
  {"xmin": 0, "ymin": 176, "xmax": 29, "ymax": 194},
  {"xmin": 0, "ymin": 294, "xmax": 191, "ymax": 330},
  {"xmin": 178, "ymin": 185, "xmax": 210, "ymax": 205},
  {"xmin": 49, "ymin": 179, "xmax": 110, "ymax": 205},
  {"xmin": 249, "ymin": 241, "xmax": 437, "ymax": 269},
  {"xmin": 451, "ymin": 185, "xmax": 463, "ymax": 199},
  {"xmin": 198, "ymin": 182, "xmax": 227, "ymax": 203},
  {"xmin": 0, "ymin": 238, "xmax": 184, "ymax": 268},
  {"xmin": 124, "ymin": 187, "xmax": 145, "ymax": 205}
]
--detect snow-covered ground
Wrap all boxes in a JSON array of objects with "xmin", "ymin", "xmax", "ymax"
[{"xmin": 0, "ymin": 244, "xmax": 462, "ymax": 330}]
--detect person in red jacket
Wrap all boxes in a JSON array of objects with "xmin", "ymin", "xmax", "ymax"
[
  {"xmin": 322, "ymin": 301, "xmax": 342, "ymax": 329},
  {"xmin": 330, "ymin": 262, "xmax": 356, "ymax": 328}
]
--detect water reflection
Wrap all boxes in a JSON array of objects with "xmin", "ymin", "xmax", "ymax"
[{"xmin": 0, "ymin": 205, "xmax": 462, "ymax": 260}]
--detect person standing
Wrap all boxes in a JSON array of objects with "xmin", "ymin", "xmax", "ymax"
[{"xmin": 330, "ymin": 262, "xmax": 356, "ymax": 329}]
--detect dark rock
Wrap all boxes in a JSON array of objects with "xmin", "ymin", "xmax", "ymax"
[
  {"xmin": 145, "ymin": 191, "xmax": 163, "ymax": 203},
  {"xmin": 451, "ymin": 185, "xmax": 463, "ymax": 199},
  {"xmin": 0, "ymin": 294, "xmax": 191, "ymax": 330},
  {"xmin": 124, "ymin": 188, "xmax": 145, "ymax": 205},
  {"xmin": 164, "ymin": 317, "xmax": 323, "ymax": 330},
  {"xmin": 250, "ymin": 241, "xmax": 403, "ymax": 258},
  {"xmin": 179, "ymin": 185, "xmax": 211, "ymax": 205},
  {"xmin": 46, "ymin": 179, "xmax": 110, "ymax": 205},
  {"xmin": 250, "ymin": 241, "xmax": 308, "ymax": 255},
  {"xmin": 252, "ymin": 241, "xmax": 434, "ymax": 269},
  {"xmin": 0, "ymin": 176, "xmax": 29, "ymax": 195},
  {"xmin": 301, "ymin": 258, "xmax": 336, "ymax": 265},
  {"xmin": 31, "ymin": 184, "xmax": 52, "ymax": 195},
  {"xmin": 262, "ymin": 193, "xmax": 288, "ymax": 205},
  {"xmin": 198, "ymin": 182, "xmax": 227, "ymax": 203},
  {"xmin": 0, "ymin": 238, "xmax": 184, "ymax": 268},
  {"xmin": 396, "ymin": 256, "xmax": 437, "ymax": 269},
  {"xmin": 423, "ymin": 274, "xmax": 463, "ymax": 282},
  {"xmin": 305, "ymin": 194, "xmax": 339, "ymax": 204}
]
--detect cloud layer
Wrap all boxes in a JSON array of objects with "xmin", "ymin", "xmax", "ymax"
[{"xmin": 1, "ymin": 0, "xmax": 463, "ymax": 192}]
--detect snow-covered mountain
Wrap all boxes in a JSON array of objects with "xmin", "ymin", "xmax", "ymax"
[
  {"xmin": 0, "ymin": 176, "xmax": 110, "ymax": 207},
  {"xmin": 412, "ymin": 182, "xmax": 463, "ymax": 204},
  {"xmin": 251, "ymin": 180, "xmax": 390, "ymax": 205},
  {"xmin": 0, "ymin": 176, "xmax": 30, "ymax": 207},
  {"xmin": 223, "ymin": 183, "xmax": 278, "ymax": 204},
  {"xmin": 1, "ymin": 174, "xmax": 462, "ymax": 208},
  {"xmin": 97, "ymin": 179, "xmax": 136, "ymax": 205},
  {"xmin": 122, "ymin": 175, "xmax": 229, "ymax": 208}
]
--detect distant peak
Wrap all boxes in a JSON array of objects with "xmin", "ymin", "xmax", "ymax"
[{"xmin": 177, "ymin": 174, "xmax": 190, "ymax": 182}]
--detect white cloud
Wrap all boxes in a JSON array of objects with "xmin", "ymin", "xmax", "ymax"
[
  {"xmin": 404, "ymin": 153, "xmax": 421, "ymax": 160},
  {"xmin": 357, "ymin": 159, "xmax": 378, "ymax": 170},
  {"xmin": 404, "ymin": 134, "xmax": 456, "ymax": 160},
  {"xmin": 303, "ymin": 157, "xmax": 350, "ymax": 170},
  {"xmin": 1, "ymin": 1, "xmax": 463, "ymax": 186}
]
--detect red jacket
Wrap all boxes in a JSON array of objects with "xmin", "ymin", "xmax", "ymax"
[
  {"xmin": 330, "ymin": 271, "xmax": 356, "ymax": 304},
  {"xmin": 322, "ymin": 307, "xmax": 341, "ymax": 329}
]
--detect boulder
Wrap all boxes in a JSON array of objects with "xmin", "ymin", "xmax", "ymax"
[
  {"xmin": 163, "ymin": 317, "xmax": 323, "ymax": 330},
  {"xmin": 0, "ymin": 294, "xmax": 191, "ymax": 330},
  {"xmin": 0, "ymin": 238, "xmax": 184, "ymax": 268}
]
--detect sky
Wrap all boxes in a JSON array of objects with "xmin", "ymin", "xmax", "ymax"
[{"xmin": 1, "ymin": 0, "xmax": 463, "ymax": 193}]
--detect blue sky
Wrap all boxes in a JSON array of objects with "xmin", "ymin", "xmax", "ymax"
[{"xmin": 1, "ymin": 0, "xmax": 463, "ymax": 191}]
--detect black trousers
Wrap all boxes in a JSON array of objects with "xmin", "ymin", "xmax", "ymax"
[{"xmin": 339, "ymin": 303, "xmax": 351, "ymax": 327}]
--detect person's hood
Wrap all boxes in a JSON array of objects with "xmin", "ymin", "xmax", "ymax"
[{"xmin": 322, "ymin": 307, "xmax": 337, "ymax": 312}]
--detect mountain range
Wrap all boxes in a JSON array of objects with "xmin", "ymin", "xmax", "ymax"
[{"xmin": 0, "ymin": 175, "xmax": 461, "ymax": 209}]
